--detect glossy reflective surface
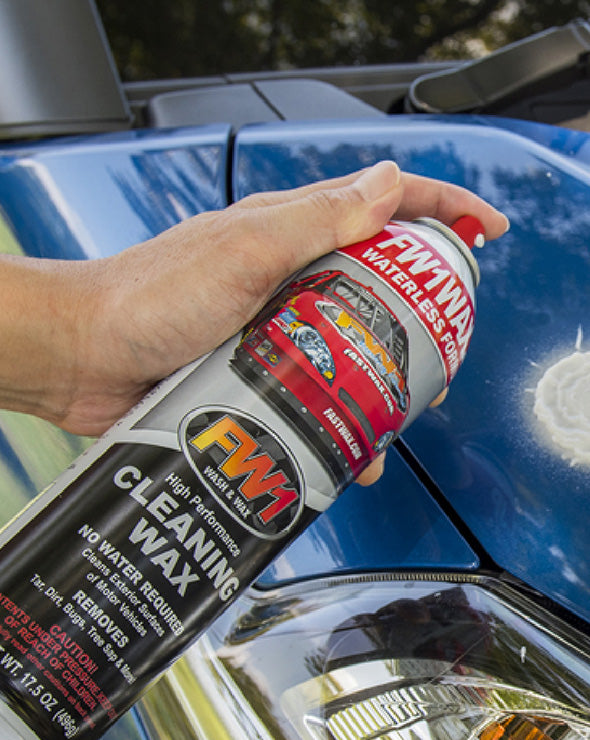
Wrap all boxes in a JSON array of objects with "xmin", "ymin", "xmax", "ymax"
[
  {"xmin": 258, "ymin": 449, "xmax": 478, "ymax": 586},
  {"xmin": 180, "ymin": 575, "xmax": 590, "ymax": 739},
  {"xmin": 1, "ymin": 113, "xmax": 590, "ymax": 673},
  {"xmin": 0, "ymin": 125, "xmax": 230, "ymax": 259},
  {"xmin": 234, "ymin": 115, "xmax": 590, "ymax": 622}
]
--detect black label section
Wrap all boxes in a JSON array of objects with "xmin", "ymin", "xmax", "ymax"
[{"xmin": 0, "ymin": 442, "xmax": 315, "ymax": 739}]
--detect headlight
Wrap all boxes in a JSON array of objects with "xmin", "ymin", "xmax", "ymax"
[
  {"xmin": 292, "ymin": 326, "xmax": 335, "ymax": 381},
  {"xmin": 137, "ymin": 574, "xmax": 590, "ymax": 739}
]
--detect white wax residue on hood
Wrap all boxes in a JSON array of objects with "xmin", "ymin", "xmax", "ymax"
[{"xmin": 534, "ymin": 328, "xmax": 590, "ymax": 466}]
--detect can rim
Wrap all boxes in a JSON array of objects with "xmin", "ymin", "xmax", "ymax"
[{"xmin": 414, "ymin": 217, "xmax": 481, "ymax": 287}]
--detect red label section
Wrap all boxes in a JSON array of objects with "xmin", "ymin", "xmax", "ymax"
[{"xmin": 341, "ymin": 222, "xmax": 475, "ymax": 382}]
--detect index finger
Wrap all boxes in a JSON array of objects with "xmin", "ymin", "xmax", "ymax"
[
  {"xmin": 233, "ymin": 167, "xmax": 375, "ymax": 210},
  {"xmin": 394, "ymin": 173, "xmax": 509, "ymax": 240}
]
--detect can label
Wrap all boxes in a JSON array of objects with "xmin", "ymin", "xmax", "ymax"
[
  {"xmin": 343, "ymin": 222, "xmax": 475, "ymax": 382},
  {"xmin": 0, "ymin": 432, "xmax": 317, "ymax": 739},
  {"xmin": 231, "ymin": 264, "xmax": 410, "ymax": 478},
  {"xmin": 0, "ymin": 220, "xmax": 477, "ymax": 739},
  {"xmin": 180, "ymin": 407, "xmax": 304, "ymax": 538}
]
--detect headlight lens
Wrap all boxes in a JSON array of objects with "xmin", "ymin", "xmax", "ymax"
[
  {"xmin": 292, "ymin": 325, "xmax": 335, "ymax": 381},
  {"xmin": 137, "ymin": 575, "xmax": 590, "ymax": 739}
]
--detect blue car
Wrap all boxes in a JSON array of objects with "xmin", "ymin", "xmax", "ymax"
[{"xmin": 2, "ymin": 2, "xmax": 590, "ymax": 738}]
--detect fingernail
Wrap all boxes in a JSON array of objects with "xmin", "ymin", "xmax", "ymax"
[{"xmin": 356, "ymin": 161, "xmax": 401, "ymax": 201}]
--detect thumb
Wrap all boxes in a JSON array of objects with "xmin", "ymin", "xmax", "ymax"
[
  {"xmin": 336, "ymin": 160, "xmax": 404, "ymax": 246},
  {"xmin": 242, "ymin": 161, "xmax": 403, "ymax": 278}
]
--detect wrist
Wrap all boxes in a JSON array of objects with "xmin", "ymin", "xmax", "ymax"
[{"xmin": 0, "ymin": 255, "xmax": 96, "ymax": 428}]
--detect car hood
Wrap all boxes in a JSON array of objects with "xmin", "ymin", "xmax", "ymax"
[
  {"xmin": 1, "ymin": 114, "xmax": 590, "ymax": 624},
  {"xmin": 234, "ymin": 115, "xmax": 590, "ymax": 624}
]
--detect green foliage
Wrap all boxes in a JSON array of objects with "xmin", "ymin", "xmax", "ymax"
[
  {"xmin": 97, "ymin": 0, "xmax": 261, "ymax": 79},
  {"xmin": 96, "ymin": 0, "xmax": 590, "ymax": 80}
]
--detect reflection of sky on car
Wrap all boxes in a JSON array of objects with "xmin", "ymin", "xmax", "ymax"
[{"xmin": 1, "ymin": 127, "xmax": 228, "ymax": 260}]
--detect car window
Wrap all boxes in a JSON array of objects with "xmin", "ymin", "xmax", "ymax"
[
  {"xmin": 331, "ymin": 277, "xmax": 358, "ymax": 305},
  {"xmin": 372, "ymin": 305, "xmax": 392, "ymax": 345},
  {"xmin": 331, "ymin": 277, "xmax": 408, "ymax": 368}
]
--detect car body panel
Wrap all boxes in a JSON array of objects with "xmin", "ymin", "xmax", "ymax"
[
  {"xmin": 0, "ymin": 125, "xmax": 230, "ymax": 260},
  {"xmin": 257, "ymin": 447, "xmax": 479, "ymax": 587},
  {"xmin": 233, "ymin": 115, "xmax": 590, "ymax": 623},
  {"xmin": 2, "ymin": 112, "xmax": 590, "ymax": 736}
]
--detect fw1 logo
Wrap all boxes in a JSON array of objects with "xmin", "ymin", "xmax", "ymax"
[{"xmin": 181, "ymin": 407, "xmax": 304, "ymax": 539}]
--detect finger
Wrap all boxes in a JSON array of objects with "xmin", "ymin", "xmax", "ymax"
[
  {"xmin": 394, "ymin": 173, "xmax": 509, "ymax": 240},
  {"xmin": 429, "ymin": 387, "xmax": 448, "ymax": 407},
  {"xmin": 233, "ymin": 167, "xmax": 376, "ymax": 210},
  {"xmin": 236, "ymin": 161, "xmax": 404, "ymax": 278},
  {"xmin": 356, "ymin": 453, "xmax": 387, "ymax": 487}
]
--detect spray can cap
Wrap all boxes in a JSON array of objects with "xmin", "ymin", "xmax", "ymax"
[
  {"xmin": 414, "ymin": 216, "xmax": 481, "ymax": 285},
  {"xmin": 451, "ymin": 215, "xmax": 485, "ymax": 249}
]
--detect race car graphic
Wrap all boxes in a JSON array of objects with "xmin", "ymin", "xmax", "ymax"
[{"xmin": 232, "ymin": 270, "xmax": 410, "ymax": 481}]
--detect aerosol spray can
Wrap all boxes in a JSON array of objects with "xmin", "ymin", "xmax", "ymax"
[{"xmin": 0, "ymin": 215, "xmax": 483, "ymax": 739}]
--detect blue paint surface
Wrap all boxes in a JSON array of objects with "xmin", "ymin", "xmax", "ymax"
[
  {"xmin": 234, "ymin": 116, "xmax": 590, "ymax": 622},
  {"xmin": 2, "ymin": 113, "xmax": 590, "ymax": 635}
]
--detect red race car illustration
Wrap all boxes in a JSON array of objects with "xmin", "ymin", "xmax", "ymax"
[{"xmin": 232, "ymin": 270, "xmax": 410, "ymax": 480}]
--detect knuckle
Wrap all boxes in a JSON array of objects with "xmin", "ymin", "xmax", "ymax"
[
  {"xmin": 305, "ymin": 188, "xmax": 359, "ymax": 248},
  {"xmin": 308, "ymin": 186, "xmax": 350, "ymax": 216}
]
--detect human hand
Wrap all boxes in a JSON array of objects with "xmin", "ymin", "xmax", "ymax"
[
  {"xmin": 0, "ymin": 162, "xmax": 508, "ymax": 485},
  {"xmin": 356, "ymin": 388, "xmax": 447, "ymax": 487}
]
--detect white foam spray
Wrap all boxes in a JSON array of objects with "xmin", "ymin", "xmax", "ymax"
[{"xmin": 534, "ymin": 327, "xmax": 590, "ymax": 466}]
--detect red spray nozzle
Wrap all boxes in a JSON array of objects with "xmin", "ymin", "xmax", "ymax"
[{"xmin": 451, "ymin": 215, "xmax": 485, "ymax": 249}]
